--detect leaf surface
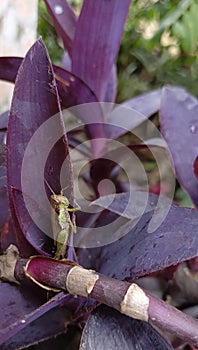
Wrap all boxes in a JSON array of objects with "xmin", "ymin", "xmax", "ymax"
[
  {"xmin": 160, "ymin": 86, "xmax": 198, "ymax": 206},
  {"xmin": 78, "ymin": 204, "xmax": 198, "ymax": 281},
  {"xmin": 72, "ymin": 0, "xmax": 130, "ymax": 100},
  {"xmin": 44, "ymin": 0, "xmax": 77, "ymax": 54},
  {"xmin": 79, "ymin": 305, "xmax": 173, "ymax": 350},
  {"xmin": 105, "ymin": 89, "xmax": 161, "ymax": 139},
  {"xmin": 6, "ymin": 38, "xmax": 72, "ymax": 256}
]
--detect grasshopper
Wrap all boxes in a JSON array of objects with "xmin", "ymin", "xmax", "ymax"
[{"xmin": 45, "ymin": 180, "xmax": 80, "ymax": 259}]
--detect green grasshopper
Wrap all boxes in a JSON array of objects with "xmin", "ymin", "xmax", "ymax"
[{"xmin": 45, "ymin": 180, "xmax": 80, "ymax": 259}]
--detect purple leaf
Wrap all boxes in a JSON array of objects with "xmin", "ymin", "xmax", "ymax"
[
  {"xmin": 0, "ymin": 219, "xmax": 17, "ymax": 253},
  {"xmin": 0, "ymin": 57, "xmax": 99, "ymax": 107},
  {"xmin": 0, "ymin": 282, "xmax": 95, "ymax": 348},
  {"xmin": 6, "ymin": 38, "xmax": 73, "ymax": 257},
  {"xmin": 0, "ymin": 283, "xmax": 42, "ymax": 345},
  {"xmin": 0, "ymin": 57, "xmax": 22, "ymax": 83},
  {"xmin": 0, "ymin": 58, "xmax": 105, "ymax": 139},
  {"xmin": 0, "ymin": 144, "xmax": 8, "ymax": 228},
  {"xmin": 160, "ymin": 86, "xmax": 198, "ymax": 206},
  {"xmin": 10, "ymin": 188, "xmax": 53, "ymax": 256},
  {"xmin": 54, "ymin": 65, "xmax": 105, "ymax": 157},
  {"xmin": 91, "ymin": 192, "xmax": 158, "ymax": 219},
  {"xmin": 79, "ymin": 305, "xmax": 173, "ymax": 350},
  {"xmin": 194, "ymin": 156, "xmax": 198, "ymax": 180},
  {"xmin": 0, "ymin": 135, "xmax": 16, "ymax": 252},
  {"xmin": 1, "ymin": 303, "xmax": 72, "ymax": 350},
  {"xmin": 0, "ymin": 56, "xmax": 95, "ymax": 110},
  {"xmin": 104, "ymin": 64, "xmax": 117, "ymax": 104},
  {"xmin": 0, "ymin": 284, "xmax": 79, "ymax": 346},
  {"xmin": 54, "ymin": 65, "xmax": 100, "ymax": 107},
  {"xmin": 89, "ymin": 141, "xmax": 168, "ymax": 196},
  {"xmin": 72, "ymin": 0, "xmax": 130, "ymax": 101},
  {"xmin": 121, "ymin": 89, "xmax": 161, "ymax": 117},
  {"xmin": 78, "ymin": 204, "xmax": 198, "ymax": 281},
  {"xmin": 105, "ymin": 89, "xmax": 162, "ymax": 139},
  {"xmin": 62, "ymin": 51, "xmax": 71, "ymax": 71},
  {"xmin": 44, "ymin": 0, "xmax": 77, "ymax": 55}
]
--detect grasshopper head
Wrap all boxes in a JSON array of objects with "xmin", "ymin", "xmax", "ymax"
[{"xmin": 50, "ymin": 194, "xmax": 69, "ymax": 212}]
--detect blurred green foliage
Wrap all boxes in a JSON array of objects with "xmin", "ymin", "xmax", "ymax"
[
  {"xmin": 37, "ymin": 0, "xmax": 64, "ymax": 64},
  {"xmin": 37, "ymin": 0, "xmax": 81, "ymax": 64},
  {"xmin": 117, "ymin": 0, "xmax": 198, "ymax": 101},
  {"xmin": 176, "ymin": 187, "xmax": 194, "ymax": 207},
  {"xmin": 38, "ymin": 0, "xmax": 198, "ymax": 101}
]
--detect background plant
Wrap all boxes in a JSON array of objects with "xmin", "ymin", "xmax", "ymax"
[{"xmin": 38, "ymin": 0, "xmax": 198, "ymax": 101}]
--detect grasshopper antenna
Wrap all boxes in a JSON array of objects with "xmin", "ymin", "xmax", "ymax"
[
  {"xmin": 44, "ymin": 179, "xmax": 56, "ymax": 195},
  {"xmin": 61, "ymin": 185, "xmax": 69, "ymax": 193}
]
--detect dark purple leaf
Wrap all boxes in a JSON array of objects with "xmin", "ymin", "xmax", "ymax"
[
  {"xmin": 62, "ymin": 51, "xmax": 71, "ymax": 71},
  {"xmin": 0, "ymin": 136, "xmax": 16, "ymax": 252},
  {"xmin": 0, "ymin": 219, "xmax": 17, "ymax": 253},
  {"xmin": 0, "ymin": 144, "xmax": 8, "ymax": 228},
  {"xmin": 0, "ymin": 283, "xmax": 95, "ymax": 348},
  {"xmin": 0, "ymin": 56, "xmax": 98, "ymax": 110},
  {"xmin": 188, "ymin": 257, "xmax": 198, "ymax": 272},
  {"xmin": 10, "ymin": 187, "xmax": 53, "ymax": 256},
  {"xmin": 105, "ymin": 89, "xmax": 162, "ymax": 139},
  {"xmin": 89, "ymin": 158, "xmax": 119, "ymax": 195},
  {"xmin": 89, "ymin": 141, "xmax": 168, "ymax": 196},
  {"xmin": 91, "ymin": 191, "xmax": 159, "ymax": 219},
  {"xmin": 78, "ymin": 204, "xmax": 198, "ymax": 281},
  {"xmin": 44, "ymin": 0, "xmax": 77, "ymax": 55},
  {"xmin": 0, "ymin": 58, "xmax": 105, "ymax": 144},
  {"xmin": 160, "ymin": 86, "xmax": 198, "ymax": 206},
  {"xmin": 72, "ymin": 0, "xmax": 130, "ymax": 101},
  {"xmin": 193, "ymin": 156, "xmax": 198, "ymax": 180},
  {"xmin": 6, "ymin": 38, "xmax": 73, "ymax": 257},
  {"xmin": 104, "ymin": 64, "xmax": 117, "ymax": 104},
  {"xmin": 14, "ymin": 328, "xmax": 81, "ymax": 350},
  {"xmin": 79, "ymin": 305, "xmax": 173, "ymax": 350},
  {"xmin": 0, "ymin": 56, "xmax": 99, "ymax": 108},
  {"xmin": 0, "ymin": 56, "xmax": 99, "ymax": 106},
  {"xmin": 0, "ymin": 283, "xmax": 42, "ymax": 345},
  {"xmin": 54, "ymin": 65, "xmax": 100, "ymax": 107},
  {"xmin": 54, "ymin": 65, "xmax": 105, "ymax": 157},
  {"xmin": 0, "ymin": 57, "xmax": 22, "ymax": 83},
  {"xmin": 1, "ymin": 304, "xmax": 72, "ymax": 350},
  {"xmin": 121, "ymin": 89, "xmax": 161, "ymax": 118}
]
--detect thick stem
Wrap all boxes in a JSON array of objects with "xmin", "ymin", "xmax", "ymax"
[
  {"xmin": 23, "ymin": 256, "xmax": 198, "ymax": 347},
  {"xmin": 148, "ymin": 293, "xmax": 198, "ymax": 346},
  {"xmin": 1, "ymin": 246, "xmax": 198, "ymax": 348}
]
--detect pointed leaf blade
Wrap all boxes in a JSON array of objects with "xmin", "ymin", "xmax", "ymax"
[
  {"xmin": 78, "ymin": 204, "xmax": 198, "ymax": 280},
  {"xmin": 44, "ymin": 0, "xmax": 77, "ymax": 54},
  {"xmin": 6, "ymin": 38, "xmax": 73, "ymax": 256},
  {"xmin": 72, "ymin": 0, "xmax": 130, "ymax": 101},
  {"xmin": 80, "ymin": 305, "xmax": 173, "ymax": 350},
  {"xmin": 160, "ymin": 86, "xmax": 198, "ymax": 206}
]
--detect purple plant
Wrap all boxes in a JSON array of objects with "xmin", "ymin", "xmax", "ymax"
[{"xmin": 0, "ymin": 1, "xmax": 198, "ymax": 349}]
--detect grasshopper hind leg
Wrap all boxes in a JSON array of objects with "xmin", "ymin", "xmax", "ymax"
[{"xmin": 54, "ymin": 228, "xmax": 69, "ymax": 259}]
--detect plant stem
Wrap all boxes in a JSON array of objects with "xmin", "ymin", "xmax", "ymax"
[{"xmin": 1, "ymin": 245, "xmax": 198, "ymax": 347}]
